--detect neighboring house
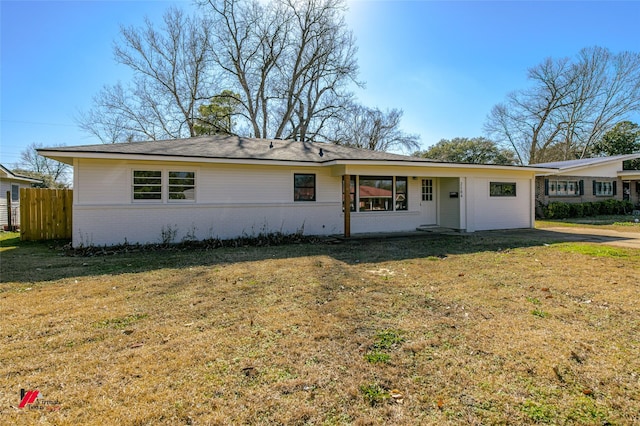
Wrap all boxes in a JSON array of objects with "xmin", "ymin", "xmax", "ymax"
[
  {"xmin": 0, "ymin": 164, "xmax": 43, "ymax": 229},
  {"xmin": 38, "ymin": 136, "xmax": 553, "ymax": 247},
  {"xmin": 534, "ymin": 154, "xmax": 640, "ymax": 211}
]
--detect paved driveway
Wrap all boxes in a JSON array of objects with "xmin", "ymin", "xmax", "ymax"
[{"xmin": 538, "ymin": 226, "xmax": 640, "ymax": 249}]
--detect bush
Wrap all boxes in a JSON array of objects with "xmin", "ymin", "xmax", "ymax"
[
  {"xmin": 543, "ymin": 199, "xmax": 634, "ymax": 219},
  {"xmin": 546, "ymin": 202, "xmax": 571, "ymax": 219}
]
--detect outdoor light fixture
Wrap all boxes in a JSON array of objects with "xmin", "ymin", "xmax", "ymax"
[{"xmin": 319, "ymin": 148, "xmax": 324, "ymax": 157}]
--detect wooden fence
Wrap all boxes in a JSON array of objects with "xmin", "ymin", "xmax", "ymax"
[{"xmin": 20, "ymin": 188, "xmax": 73, "ymax": 241}]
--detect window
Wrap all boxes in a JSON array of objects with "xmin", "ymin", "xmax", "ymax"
[
  {"xmin": 547, "ymin": 180, "xmax": 580, "ymax": 196},
  {"xmin": 395, "ymin": 177, "xmax": 407, "ymax": 211},
  {"xmin": 490, "ymin": 182, "xmax": 516, "ymax": 197},
  {"xmin": 342, "ymin": 175, "xmax": 356, "ymax": 212},
  {"xmin": 294, "ymin": 173, "xmax": 316, "ymax": 201},
  {"xmin": 169, "ymin": 171, "xmax": 195, "ymax": 200},
  {"xmin": 11, "ymin": 184, "xmax": 19, "ymax": 202},
  {"xmin": 422, "ymin": 179, "xmax": 433, "ymax": 201},
  {"xmin": 133, "ymin": 170, "xmax": 162, "ymax": 200},
  {"xmin": 594, "ymin": 181, "xmax": 614, "ymax": 196},
  {"xmin": 359, "ymin": 176, "xmax": 393, "ymax": 211},
  {"xmin": 133, "ymin": 170, "xmax": 196, "ymax": 201},
  {"xmin": 357, "ymin": 176, "xmax": 407, "ymax": 212}
]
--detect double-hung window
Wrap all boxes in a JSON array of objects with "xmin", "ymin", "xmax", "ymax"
[{"xmin": 594, "ymin": 181, "xmax": 614, "ymax": 196}]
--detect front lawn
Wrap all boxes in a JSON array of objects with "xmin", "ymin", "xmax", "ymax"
[{"xmin": 1, "ymin": 230, "xmax": 639, "ymax": 424}]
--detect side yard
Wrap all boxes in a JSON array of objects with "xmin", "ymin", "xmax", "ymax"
[{"xmin": 1, "ymin": 227, "xmax": 639, "ymax": 425}]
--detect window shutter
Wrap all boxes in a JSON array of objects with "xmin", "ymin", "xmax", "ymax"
[
  {"xmin": 592, "ymin": 180, "xmax": 596, "ymax": 195},
  {"xmin": 544, "ymin": 179, "xmax": 549, "ymax": 196},
  {"xmin": 579, "ymin": 180, "xmax": 584, "ymax": 196},
  {"xmin": 613, "ymin": 181, "xmax": 617, "ymax": 196}
]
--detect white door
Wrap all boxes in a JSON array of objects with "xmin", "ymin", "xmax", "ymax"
[{"xmin": 420, "ymin": 178, "xmax": 437, "ymax": 225}]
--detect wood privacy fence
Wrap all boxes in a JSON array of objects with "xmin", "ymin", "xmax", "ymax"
[{"xmin": 20, "ymin": 188, "xmax": 73, "ymax": 241}]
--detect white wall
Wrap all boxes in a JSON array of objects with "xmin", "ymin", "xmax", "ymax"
[
  {"xmin": 73, "ymin": 159, "xmax": 344, "ymax": 246},
  {"xmin": 72, "ymin": 158, "xmax": 537, "ymax": 246},
  {"xmin": 469, "ymin": 177, "xmax": 533, "ymax": 231}
]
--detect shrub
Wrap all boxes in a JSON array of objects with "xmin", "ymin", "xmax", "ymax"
[{"xmin": 546, "ymin": 202, "xmax": 571, "ymax": 219}]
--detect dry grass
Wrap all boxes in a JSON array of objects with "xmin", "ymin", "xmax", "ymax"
[{"xmin": 1, "ymin": 229, "xmax": 639, "ymax": 425}]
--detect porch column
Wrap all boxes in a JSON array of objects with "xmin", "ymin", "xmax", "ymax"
[{"xmin": 343, "ymin": 174, "xmax": 351, "ymax": 238}]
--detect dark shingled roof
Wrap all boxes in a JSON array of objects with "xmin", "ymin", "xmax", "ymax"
[{"xmin": 40, "ymin": 135, "xmax": 434, "ymax": 164}]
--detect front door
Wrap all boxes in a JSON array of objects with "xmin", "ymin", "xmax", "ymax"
[
  {"xmin": 623, "ymin": 181, "xmax": 630, "ymax": 201},
  {"xmin": 420, "ymin": 178, "xmax": 437, "ymax": 225}
]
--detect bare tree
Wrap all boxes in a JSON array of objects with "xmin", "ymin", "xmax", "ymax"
[
  {"xmin": 326, "ymin": 104, "xmax": 420, "ymax": 153},
  {"xmin": 16, "ymin": 143, "xmax": 71, "ymax": 188},
  {"xmin": 485, "ymin": 47, "xmax": 640, "ymax": 164},
  {"xmin": 202, "ymin": 0, "xmax": 360, "ymax": 140},
  {"xmin": 78, "ymin": 7, "xmax": 215, "ymax": 142}
]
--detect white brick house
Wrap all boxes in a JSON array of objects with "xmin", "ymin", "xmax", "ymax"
[{"xmin": 39, "ymin": 136, "xmax": 553, "ymax": 247}]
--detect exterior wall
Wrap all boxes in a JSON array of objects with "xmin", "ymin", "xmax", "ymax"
[
  {"xmin": 0, "ymin": 179, "xmax": 33, "ymax": 227},
  {"xmin": 535, "ymin": 175, "xmax": 624, "ymax": 207},
  {"xmin": 73, "ymin": 159, "xmax": 344, "ymax": 246},
  {"xmin": 469, "ymin": 177, "xmax": 533, "ymax": 231},
  {"xmin": 72, "ymin": 158, "xmax": 539, "ymax": 246}
]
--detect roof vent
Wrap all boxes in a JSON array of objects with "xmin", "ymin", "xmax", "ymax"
[
  {"xmin": 319, "ymin": 148, "xmax": 324, "ymax": 157},
  {"xmin": 269, "ymin": 141, "xmax": 273, "ymax": 149}
]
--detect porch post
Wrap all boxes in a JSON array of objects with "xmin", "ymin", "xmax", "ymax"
[{"xmin": 343, "ymin": 174, "xmax": 351, "ymax": 238}]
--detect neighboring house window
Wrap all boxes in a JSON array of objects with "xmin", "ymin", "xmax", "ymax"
[
  {"xmin": 342, "ymin": 175, "xmax": 356, "ymax": 212},
  {"xmin": 11, "ymin": 184, "xmax": 20, "ymax": 202},
  {"xmin": 133, "ymin": 171, "xmax": 162, "ymax": 200},
  {"xmin": 422, "ymin": 179, "xmax": 433, "ymax": 201},
  {"xmin": 169, "ymin": 171, "xmax": 195, "ymax": 201},
  {"xmin": 593, "ymin": 181, "xmax": 615, "ymax": 196},
  {"xmin": 548, "ymin": 180, "xmax": 580, "ymax": 196},
  {"xmin": 490, "ymin": 182, "xmax": 516, "ymax": 197},
  {"xmin": 395, "ymin": 177, "xmax": 408, "ymax": 211},
  {"xmin": 294, "ymin": 173, "xmax": 316, "ymax": 201}
]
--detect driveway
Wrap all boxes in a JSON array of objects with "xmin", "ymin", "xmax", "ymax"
[{"xmin": 537, "ymin": 226, "xmax": 640, "ymax": 249}]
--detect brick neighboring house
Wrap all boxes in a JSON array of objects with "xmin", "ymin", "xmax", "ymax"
[{"xmin": 534, "ymin": 154, "xmax": 640, "ymax": 213}]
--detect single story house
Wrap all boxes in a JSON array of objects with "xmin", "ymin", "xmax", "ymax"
[
  {"xmin": 0, "ymin": 164, "xmax": 43, "ymax": 230},
  {"xmin": 534, "ymin": 154, "xmax": 640, "ymax": 210},
  {"xmin": 38, "ymin": 136, "xmax": 554, "ymax": 247}
]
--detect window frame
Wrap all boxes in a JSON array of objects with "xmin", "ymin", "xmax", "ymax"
[
  {"xmin": 168, "ymin": 171, "xmax": 196, "ymax": 202},
  {"xmin": 594, "ymin": 180, "xmax": 614, "ymax": 197},
  {"xmin": 490, "ymin": 182, "xmax": 517, "ymax": 197},
  {"xmin": 293, "ymin": 173, "xmax": 316, "ymax": 202},
  {"xmin": 548, "ymin": 179, "xmax": 580, "ymax": 197},
  {"xmin": 132, "ymin": 169, "xmax": 197, "ymax": 203},
  {"xmin": 11, "ymin": 184, "xmax": 20, "ymax": 202},
  {"xmin": 356, "ymin": 175, "xmax": 408, "ymax": 212},
  {"xmin": 132, "ymin": 170, "xmax": 163, "ymax": 202}
]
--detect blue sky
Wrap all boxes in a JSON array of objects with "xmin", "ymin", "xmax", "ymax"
[{"xmin": 2, "ymin": 0, "xmax": 640, "ymax": 166}]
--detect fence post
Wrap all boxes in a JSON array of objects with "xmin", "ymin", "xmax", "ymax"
[{"xmin": 6, "ymin": 190, "xmax": 12, "ymax": 231}]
